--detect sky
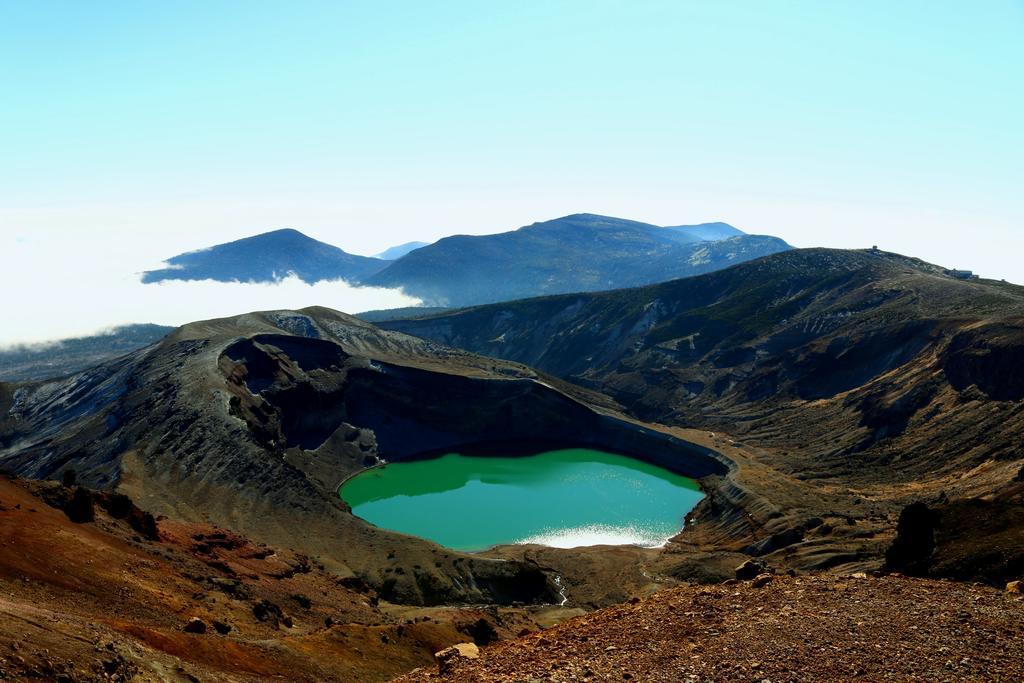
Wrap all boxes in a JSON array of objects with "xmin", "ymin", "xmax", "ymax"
[{"xmin": 1, "ymin": 1, "xmax": 1022, "ymax": 344}]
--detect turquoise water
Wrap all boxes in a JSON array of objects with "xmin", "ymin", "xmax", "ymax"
[{"xmin": 339, "ymin": 447, "xmax": 704, "ymax": 551}]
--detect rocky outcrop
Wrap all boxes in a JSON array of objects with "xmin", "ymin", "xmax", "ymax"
[
  {"xmin": 884, "ymin": 502, "xmax": 938, "ymax": 576},
  {"xmin": 886, "ymin": 496, "xmax": 1024, "ymax": 586},
  {"xmin": 943, "ymin": 320, "xmax": 1024, "ymax": 400},
  {"xmin": 434, "ymin": 643, "xmax": 480, "ymax": 676}
]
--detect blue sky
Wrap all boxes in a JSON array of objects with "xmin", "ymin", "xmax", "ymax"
[{"xmin": 1, "ymin": 1, "xmax": 1022, "ymax": 296}]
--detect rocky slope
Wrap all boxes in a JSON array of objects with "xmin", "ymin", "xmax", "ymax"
[
  {"xmin": 382, "ymin": 248, "xmax": 1024, "ymax": 579},
  {"xmin": 366, "ymin": 214, "xmax": 790, "ymax": 306},
  {"xmin": 398, "ymin": 573, "xmax": 1024, "ymax": 682},
  {"xmin": 0, "ymin": 307, "xmax": 729, "ymax": 607},
  {"xmin": 0, "ymin": 474, "xmax": 538, "ymax": 682}
]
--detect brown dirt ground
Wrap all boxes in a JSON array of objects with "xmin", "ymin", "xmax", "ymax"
[
  {"xmin": 397, "ymin": 574, "xmax": 1024, "ymax": 682},
  {"xmin": 0, "ymin": 476, "xmax": 538, "ymax": 682}
]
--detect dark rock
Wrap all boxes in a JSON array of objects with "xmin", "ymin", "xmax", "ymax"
[
  {"xmin": 97, "ymin": 493, "xmax": 161, "ymax": 541},
  {"xmin": 212, "ymin": 620, "xmax": 232, "ymax": 635},
  {"xmin": 65, "ymin": 488, "xmax": 94, "ymax": 524},
  {"xmin": 211, "ymin": 578, "xmax": 249, "ymax": 598},
  {"xmin": 133, "ymin": 511, "xmax": 160, "ymax": 541},
  {"xmin": 337, "ymin": 575, "xmax": 372, "ymax": 592},
  {"xmin": 253, "ymin": 600, "xmax": 284, "ymax": 626},
  {"xmin": 461, "ymin": 617, "xmax": 498, "ymax": 646},
  {"xmin": 60, "ymin": 470, "xmax": 76, "ymax": 488},
  {"xmin": 101, "ymin": 493, "xmax": 134, "ymax": 518},
  {"xmin": 910, "ymin": 498, "xmax": 1024, "ymax": 585},
  {"xmin": 183, "ymin": 617, "xmax": 207, "ymax": 634},
  {"xmin": 735, "ymin": 559, "xmax": 771, "ymax": 581},
  {"xmin": 885, "ymin": 502, "xmax": 938, "ymax": 576}
]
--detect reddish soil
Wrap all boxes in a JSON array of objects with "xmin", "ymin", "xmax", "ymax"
[
  {"xmin": 398, "ymin": 574, "xmax": 1024, "ymax": 682},
  {"xmin": 0, "ymin": 476, "xmax": 533, "ymax": 681}
]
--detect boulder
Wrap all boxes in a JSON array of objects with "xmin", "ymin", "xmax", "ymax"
[
  {"xmin": 65, "ymin": 488, "xmax": 95, "ymax": 524},
  {"xmin": 253, "ymin": 600, "xmax": 284, "ymax": 625},
  {"xmin": 435, "ymin": 642, "xmax": 480, "ymax": 675},
  {"xmin": 183, "ymin": 617, "xmax": 207, "ymax": 634},
  {"xmin": 884, "ymin": 502, "xmax": 938, "ymax": 576},
  {"xmin": 751, "ymin": 573, "xmax": 773, "ymax": 588},
  {"xmin": 735, "ymin": 559, "xmax": 771, "ymax": 581}
]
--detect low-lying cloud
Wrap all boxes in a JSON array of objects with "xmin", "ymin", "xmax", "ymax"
[{"xmin": 1, "ymin": 235, "xmax": 420, "ymax": 348}]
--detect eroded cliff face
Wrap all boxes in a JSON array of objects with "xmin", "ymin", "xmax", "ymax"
[
  {"xmin": 943, "ymin": 320, "xmax": 1024, "ymax": 401},
  {"xmin": 0, "ymin": 307, "xmax": 732, "ymax": 607},
  {"xmin": 220, "ymin": 333, "xmax": 728, "ymax": 479}
]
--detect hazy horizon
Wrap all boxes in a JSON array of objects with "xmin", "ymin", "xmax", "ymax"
[{"xmin": 2, "ymin": 2, "xmax": 1022, "ymax": 344}]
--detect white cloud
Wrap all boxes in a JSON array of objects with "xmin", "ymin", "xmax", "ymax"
[{"xmin": 0, "ymin": 233, "xmax": 419, "ymax": 348}]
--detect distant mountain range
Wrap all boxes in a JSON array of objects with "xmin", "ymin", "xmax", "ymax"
[
  {"xmin": 0, "ymin": 324, "xmax": 173, "ymax": 382},
  {"xmin": 668, "ymin": 221, "xmax": 745, "ymax": 241},
  {"xmin": 364, "ymin": 214, "xmax": 789, "ymax": 306},
  {"xmin": 142, "ymin": 214, "xmax": 791, "ymax": 307},
  {"xmin": 141, "ymin": 228, "xmax": 389, "ymax": 284},
  {"xmin": 0, "ymin": 214, "xmax": 787, "ymax": 382},
  {"xmin": 373, "ymin": 241, "xmax": 430, "ymax": 260}
]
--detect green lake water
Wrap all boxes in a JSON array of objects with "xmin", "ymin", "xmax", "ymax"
[{"xmin": 339, "ymin": 447, "xmax": 704, "ymax": 551}]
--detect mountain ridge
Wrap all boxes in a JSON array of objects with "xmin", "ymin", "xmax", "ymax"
[
  {"xmin": 667, "ymin": 220, "xmax": 746, "ymax": 241},
  {"xmin": 374, "ymin": 240, "xmax": 430, "ymax": 260},
  {"xmin": 141, "ymin": 214, "xmax": 789, "ymax": 308},
  {"xmin": 141, "ymin": 228, "xmax": 390, "ymax": 284},
  {"xmin": 365, "ymin": 213, "xmax": 789, "ymax": 306}
]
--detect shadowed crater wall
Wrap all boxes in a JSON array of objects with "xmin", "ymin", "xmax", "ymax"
[{"xmin": 222, "ymin": 335, "xmax": 730, "ymax": 481}]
